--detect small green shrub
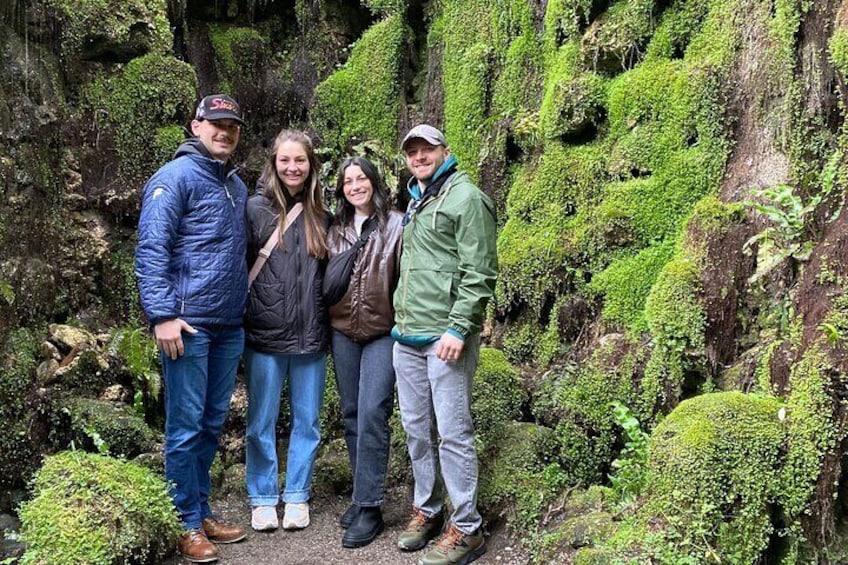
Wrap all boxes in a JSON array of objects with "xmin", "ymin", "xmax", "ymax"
[
  {"xmin": 20, "ymin": 451, "xmax": 181, "ymax": 565},
  {"xmin": 607, "ymin": 401, "xmax": 649, "ymax": 505}
]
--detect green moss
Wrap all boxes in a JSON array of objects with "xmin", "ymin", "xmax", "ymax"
[
  {"xmin": 57, "ymin": 397, "xmax": 160, "ymax": 458},
  {"xmin": 590, "ymin": 241, "xmax": 675, "ymax": 330},
  {"xmin": 497, "ymin": 142, "xmax": 607, "ymax": 315},
  {"xmin": 83, "ymin": 54, "xmax": 197, "ymax": 185},
  {"xmin": 208, "ymin": 24, "xmax": 266, "ymax": 96},
  {"xmin": 20, "ymin": 451, "xmax": 180, "ymax": 565},
  {"xmin": 551, "ymin": 338, "xmax": 646, "ymax": 485},
  {"xmin": 312, "ymin": 15, "xmax": 406, "ymax": 152},
  {"xmin": 829, "ymin": 28, "xmax": 848, "ymax": 80},
  {"xmin": 478, "ymin": 422, "xmax": 563, "ymax": 531},
  {"xmin": 595, "ymin": 392, "xmax": 786, "ymax": 563},
  {"xmin": 47, "ymin": 0, "xmax": 171, "ymax": 61},
  {"xmin": 472, "ymin": 347, "xmax": 525, "ymax": 448},
  {"xmin": 582, "ymin": 0, "xmax": 657, "ymax": 72},
  {"xmin": 645, "ymin": 0, "xmax": 711, "ymax": 61},
  {"xmin": 544, "ymin": 0, "xmax": 594, "ymax": 51},
  {"xmin": 361, "ymin": 0, "xmax": 405, "ymax": 16},
  {"xmin": 541, "ymin": 70, "xmax": 607, "ymax": 140},
  {"xmin": 780, "ymin": 344, "xmax": 838, "ymax": 529},
  {"xmin": 0, "ymin": 328, "xmax": 40, "ymax": 491}
]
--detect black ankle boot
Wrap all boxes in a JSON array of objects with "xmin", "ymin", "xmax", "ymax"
[
  {"xmin": 342, "ymin": 506, "xmax": 384, "ymax": 548},
  {"xmin": 340, "ymin": 504, "xmax": 360, "ymax": 529}
]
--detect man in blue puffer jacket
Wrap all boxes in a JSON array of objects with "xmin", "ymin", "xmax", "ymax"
[{"xmin": 135, "ymin": 94, "xmax": 249, "ymax": 563}]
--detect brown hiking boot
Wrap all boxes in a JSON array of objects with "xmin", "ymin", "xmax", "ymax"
[
  {"xmin": 397, "ymin": 508, "xmax": 445, "ymax": 552},
  {"xmin": 202, "ymin": 517, "xmax": 247, "ymax": 544},
  {"xmin": 178, "ymin": 529, "xmax": 218, "ymax": 563},
  {"xmin": 419, "ymin": 523, "xmax": 486, "ymax": 565}
]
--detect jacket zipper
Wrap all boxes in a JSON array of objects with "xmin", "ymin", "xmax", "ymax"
[{"xmin": 295, "ymin": 218, "xmax": 304, "ymax": 352}]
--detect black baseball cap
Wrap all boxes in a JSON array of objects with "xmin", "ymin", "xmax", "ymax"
[{"xmin": 195, "ymin": 94, "xmax": 245, "ymax": 125}]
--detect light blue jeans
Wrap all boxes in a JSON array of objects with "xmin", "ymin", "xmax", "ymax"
[
  {"xmin": 244, "ymin": 347, "xmax": 327, "ymax": 506},
  {"xmin": 162, "ymin": 325, "xmax": 244, "ymax": 530},
  {"xmin": 393, "ymin": 336, "xmax": 482, "ymax": 534}
]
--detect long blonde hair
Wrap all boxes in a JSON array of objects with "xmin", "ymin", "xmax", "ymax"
[{"xmin": 259, "ymin": 129, "xmax": 328, "ymax": 258}]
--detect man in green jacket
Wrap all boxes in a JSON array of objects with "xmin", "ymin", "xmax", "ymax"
[{"xmin": 392, "ymin": 124, "xmax": 498, "ymax": 565}]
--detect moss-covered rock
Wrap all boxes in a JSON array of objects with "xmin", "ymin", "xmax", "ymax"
[
  {"xmin": 312, "ymin": 14, "xmax": 406, "ymax": 153},
  {"xmin": 478, "ymin": 421, "xmax": 562, "ymax": 530},
  {"xmin": 19, "ymin": 451, "xmax": 180, "ymax": 565},
  {"xmin": 592, "ymin": 391, "xmax": 786, "ymax": 563},
  {"xmin": 313, "ymin": 438, "xmax": 352, "ymax": 496},
  {"xmin": 208, "ymin": 24, "xmax": 267, "ymax": 106},
  {"xmin": 472, "ymin": 347, "xmax": 525, "ymax": 448},
  {"xmin": 46, "ymin": 0, "xmax": 171, "ymax": 64},
  {"xmin": 550, "ymin": 336, "xmax": 646, "ymax": 486},
  {"xmin": 82, "ymin": 53, "xmax": 197, "ymax": 196},
  {"xmin": 54, "ymin": 397, "xmax": 160, "ymax": 458}
]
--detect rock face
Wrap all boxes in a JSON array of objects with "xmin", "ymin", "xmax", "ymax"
[{"xmin": 3, "ymin": 0, "xmax": 848, "ymax": 562}]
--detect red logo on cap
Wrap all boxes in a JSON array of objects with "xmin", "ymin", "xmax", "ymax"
[{"xmin": 210, "ymin": 97, "xmax": 239, "ymax": 113}]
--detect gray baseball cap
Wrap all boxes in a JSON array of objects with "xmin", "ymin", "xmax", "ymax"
[{"xmin": 401, "ymin": 124, "xmax": 447, "ymax": 150}]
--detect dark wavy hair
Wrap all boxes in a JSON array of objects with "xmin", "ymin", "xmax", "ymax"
[{"xmin": 333, "ymin": 156, "xmax": 389, "ymax": 229}]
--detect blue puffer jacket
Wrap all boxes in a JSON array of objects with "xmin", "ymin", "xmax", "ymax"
[{"xmin": 135, "ymin": 139, "xmax": 248, "ymax": 328}]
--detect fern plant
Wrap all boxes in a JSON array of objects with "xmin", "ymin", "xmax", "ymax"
[
  {"xmin": 109, "ymin": 327, "xmax": 161, "ymax": 424},
  {"xmin": 608, "ymin": 401, "xmax": 650, "ymax": 505}
]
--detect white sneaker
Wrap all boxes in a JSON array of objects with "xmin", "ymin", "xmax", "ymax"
[
  {"xmin": 251, "ymin": 505, "xmax": 279, "ymax": 531},
  {"xmin": 282, "ymin": 502, "xmax": 310, "ymax": 530}
]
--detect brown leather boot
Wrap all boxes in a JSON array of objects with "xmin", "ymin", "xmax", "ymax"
[
  {"xmin": 178, "ymin": 530, "xmax": 218, "ymax": 563},
  {"xmin": 202, "ymin": 517, "xmax": 247, "ymax": 544}
]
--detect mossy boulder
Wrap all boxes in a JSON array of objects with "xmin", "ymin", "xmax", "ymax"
[
  {"xmin": 548, "ymin": 336, "xmax": 646, "ymax": 485},
  {"xmin": 46, "ymin": 0, "xmax": 171, "ymax": 65},
  {"xmin": 312, "ymin": 14, "xmax": 406, "ymax": 153},
  {"xmin": 647, "ymin": 392, "xmax": 785, "ymax": 560},
  {"xmin": 53, "ymin": 397, "xmax": 160, "ymax": 458},
  {"xmin": 81, "ymin": 53, "xmax": 197, "ymax": 202},
  {"xmin": 472, "ymin": 347, "xmax": 525, "ymax": 448},
  {"xmin": 593, "ymin": 392, "xmax": 786, "ymax": 562},
  {"xmin": 19, "ymin": 451, "xmax": 180, "ymax": 565},
  {"xmin": 478, "ymin": 421, "xmax": 561, "ymax": 530},
  {"xmin": 313, "ymin": 438, "xmax": 352, "ymax": 496}
]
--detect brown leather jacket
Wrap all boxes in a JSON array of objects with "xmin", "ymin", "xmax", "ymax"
[{"xmin": 327, "ymin": 211, "xmax": 404, "ymax": 343}]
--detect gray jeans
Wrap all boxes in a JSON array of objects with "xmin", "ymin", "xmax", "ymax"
[{"xmin": 393, "ymin": 336, "xmax": 482, "ymax": 534}]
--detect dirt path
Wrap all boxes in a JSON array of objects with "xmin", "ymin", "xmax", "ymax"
[{"xmin": 166, "ymin": 487, "xmax": 531, "ymax": 565}]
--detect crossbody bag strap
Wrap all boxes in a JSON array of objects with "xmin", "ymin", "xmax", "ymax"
[{"xmin": 248, "ymin": 202, "xmax": 303, "ymax": 287}]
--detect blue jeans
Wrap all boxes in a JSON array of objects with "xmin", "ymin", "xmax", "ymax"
[
  {"xmin": 331, "ymin": 331, "xmax": 396, "ymax": 506},
  {"xmin": 244, "ymin": 347, "xmax": 327, "ymax": 506},
  {"xmin": 393, "ymin": 336, "xmax": 482, "ymax": 534},
  {"xmin": 162, "ymin": 325, "xmax": 244, "ymax": 530}
]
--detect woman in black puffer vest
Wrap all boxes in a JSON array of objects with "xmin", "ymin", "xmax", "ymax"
[{"xmin": 243, "ymin": 129, "xmax": 330, "ymax": 533}]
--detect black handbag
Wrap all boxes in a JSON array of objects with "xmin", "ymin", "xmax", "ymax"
[{"xmin": 323, "ymin": 218, "xmax": 379, "ymax": 306}]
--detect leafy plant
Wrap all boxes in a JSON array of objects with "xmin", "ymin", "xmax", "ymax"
[
  {"xmin": 109, "ymin": 327, "xmax": 161, "ymax": 423},
  {"xmin": 743, "ymin": 184, "xmax": 817, "ymax": 283},
  {"xmin": 608, "ymin": 401, "xmax": 649, "ymax": 505}
]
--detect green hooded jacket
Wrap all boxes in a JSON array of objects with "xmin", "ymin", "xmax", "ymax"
[{"xmin": 392, "ymin": 170, "xmax": 498, "ymax": 342}]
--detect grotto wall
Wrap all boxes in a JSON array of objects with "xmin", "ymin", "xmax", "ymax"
[{"xmin": 4, "ymin": 0, "xmax": 848, "ymax": 562}]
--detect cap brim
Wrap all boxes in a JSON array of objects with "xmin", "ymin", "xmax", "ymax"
[
  {"xmin": 401, "ymin": 134, "xmax": 443, "ymax": 149},
  {"xmin": 201, "ymin": 112, "xmax": 246, "ymax": 126}
]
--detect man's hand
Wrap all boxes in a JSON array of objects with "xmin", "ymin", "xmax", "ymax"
[
  {"xmin": 154, "ymin": 318, "xmax": 198, "ymax": 360},
  {"xmin": 435, "ymin": 332, "xmax": 465, "ymax": 362}
]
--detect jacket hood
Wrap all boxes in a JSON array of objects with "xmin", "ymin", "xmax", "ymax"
[{"xmin": 174, "ymin": 137, "xmax": 237, "ymax": 176}]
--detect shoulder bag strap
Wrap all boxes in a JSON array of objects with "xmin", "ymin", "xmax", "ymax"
[{"xmin": 248, "ymin": 203, "xmax": 303, "ymax": 287}]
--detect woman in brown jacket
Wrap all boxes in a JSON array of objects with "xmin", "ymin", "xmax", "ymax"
[{"xmin": 327, "ymin": 156, "xmax": 403, "ymax": 548}]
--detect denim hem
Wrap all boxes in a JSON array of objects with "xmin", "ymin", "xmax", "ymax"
[
  {"xmin": 451, "ymin": 519, "xmax": 483, "ymax": 535},
  {"xmin": 353, "ymin": 497, "xmax": 385, "ymax": 507},
  {"xmin": 249, "ymin": 497, "xmax": 280, "ymax": 507},
  {"xmin": 282, "ymin": 491, "xmax": 311, "ymax": 504},
  {"xmin": 183, "ymin": 521, "xmax": 203, "ymax": 531}
]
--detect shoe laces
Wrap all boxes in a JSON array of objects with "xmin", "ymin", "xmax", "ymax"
[
  {"xmin": 436, "ymin": 525, "xmax": 466, "ymax": 552},
  {"xmin": 406, "ymin": 509, "xmax": 429, "ymax": 529}
]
